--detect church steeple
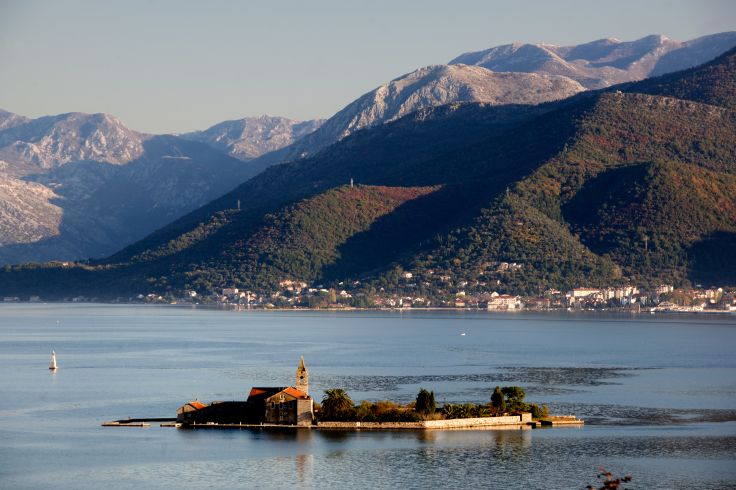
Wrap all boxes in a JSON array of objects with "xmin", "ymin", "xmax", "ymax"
[{"xmin": 295, "ymin": 356, "xmax": 308, "ymax": 395}]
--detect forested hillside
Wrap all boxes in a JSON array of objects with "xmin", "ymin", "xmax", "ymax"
[{"xmin": 1, "ymin": 49, "xmax": 735, "ymax": 299}]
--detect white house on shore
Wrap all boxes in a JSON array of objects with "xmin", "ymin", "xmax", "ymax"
[{"xmin": 486, "ymin": 294, "xmax": 521, "ymax": 310}]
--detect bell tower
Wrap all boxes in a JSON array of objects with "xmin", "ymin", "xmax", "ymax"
[{"xmin": 295, "ymin": 356, "xmax": 309, "ymax": 395}]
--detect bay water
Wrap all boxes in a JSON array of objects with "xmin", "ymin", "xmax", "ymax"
[{"xmin": 1, "ymin": 304, "xmax": 735, "ymax": 488}]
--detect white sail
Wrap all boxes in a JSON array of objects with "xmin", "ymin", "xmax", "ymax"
[{"xmin": 49, "ymin": 350, "xmax": 57, "ymax": 370}]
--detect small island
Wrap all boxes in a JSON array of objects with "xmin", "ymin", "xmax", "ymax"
[{"xmin": 167, "ymin": 358, "xmax": 583, "ymax": 430}]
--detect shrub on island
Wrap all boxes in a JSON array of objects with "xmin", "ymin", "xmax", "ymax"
[
  {"xmin": 318, "ymin": 386, "xmax": 548, "ymax": 422},
  {"xmin": 415, "ymin": 388, "xmax": 437, "ymax": 415}
]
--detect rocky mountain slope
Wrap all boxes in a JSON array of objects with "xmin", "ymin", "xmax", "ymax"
[
  {"xmin": 0, "ymin": 112, "xmax": 144, "ymax": 171},
  {"xmin": 4, "ymin": 47, "xmax": 734, "ymax": 299},
  {"xmin": 0, "ymin": 109, "xmax": 30, "ymax": 131},
  {"xmin": 450, "ymin": 31, "xmax": 736, "ymax": 89},
  {"xmin": 181, "ymin": 115, "xmax": 323, "ymax": 160},
  {"xmin": 277, "ymin": 65, "xmax": 584, "ymax": 161},
  {"xmin": 0, "ymin": 112, "xmax": 262, "ymax": 264},
  {"xmin": 2, "ymin": 32, "xmax": 734, "ymax": 280},
  {"xmin": 250, "ymin": 32, "xmax": 736, "ymax": 167}
]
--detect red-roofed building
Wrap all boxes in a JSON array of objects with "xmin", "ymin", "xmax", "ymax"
[
  {"xmin": 176, "ymin": 400, "xmax": 207, "ymax": 418},
  {"xmin": 264, "ymin": 386, "xmax": 314, "ymax": 426},
  {"xmin": 176, "ymin": 358, "xmax": 314, "ymax": 426},
  {"xmin": 261, "ymin": 357, "xmax": 313, "ymax": 426}
]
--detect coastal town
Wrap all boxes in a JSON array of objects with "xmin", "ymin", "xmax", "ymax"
[
  {"xmin": 12, "ymin": 276, "xmax": 733, "ymax": 313},
  {"xmin": 201, "ymin": 282, "xmax": 736, "ymax": 313}
]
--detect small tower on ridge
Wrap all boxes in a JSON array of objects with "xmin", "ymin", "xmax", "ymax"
[{"xmin": 295, "ymin": 356, "xmax": 309, "ymax": 395}]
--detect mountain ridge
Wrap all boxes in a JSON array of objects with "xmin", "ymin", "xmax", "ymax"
[
  {"xmin": 450, "ymin": 31, "xmax": 736, "ymax": 88},
  {"xmin": 251, "ymin": 64, "xmax": 585, "ymax": 163},
  {"xmin": 3, "ymin": 47, "xmax": 734, "ymax": 298},
  {"xmin": 0, "ymin": 112, "xmax": 265, "ymax": 264},
  {"xmin": 181, "ymin": 115, "xmax": 324, "ymax": 161},
  {"xmin": 1, "ymin": 35, "xmax": 735, "ymax": 292},
  {"xmin": 246, "ymin": 31, "xmax": 736, "ymax": 169}
]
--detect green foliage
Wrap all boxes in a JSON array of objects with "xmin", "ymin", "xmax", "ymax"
[
  {"xmin": 365, "ymin": 400, "xmax": 420, "ymax": 422},
  {"xmin": 116, "ymin": 210, "xmax": 240, "ymax": 264},
  {"xmin": 688, "ymin": 232, "xmax": 736, "ymax": 285},
  {"xmin": 320, "ymin": 389, "xmax": 356, "ymax": 421},
  {"xmin": 629, "ymin": 46, "xmax": 736, "ymax": 109},
  {"xmin": 2, "ymin": 49, "xmax": 736, "ymax": 298},
  {"xmin": 529, "ymin": 404, "xmax": 549, "ymax": 420},
  {"xmin": 170, "ymin": 185, "xmax": 440, "ymax": 293},
  {"xmin": 415, "ymin": 388, "xmax": 436, "ymax": 415},
  {"xmin": 320, "ymin": 384, "xmax": 542, "ymax": 423},
  {"xmin": 354, "ymin": 400, "xmax": 376, "ymax": 422},
  {"xmin": 501, "ymin": 386, "xmax": 526, "ymax": 411},
  {"xmin": 326, "ymin": 398, "xmax": 420, "ymax": 422},
  {"xmin": 440, "ymin": 403, "xmax": 492, "ymax": 419},
  {"xmin": 491, "ymin": 386, "xmax": 506, "ymax": 412},
  {"xmin": 396, "ymin": 87, "xmax": 736, "ymax": 294},
  {"xmin": 564, "ymin": 161, "xmax": 736, "ymax": 285}
]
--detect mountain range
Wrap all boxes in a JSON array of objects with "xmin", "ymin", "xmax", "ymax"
[
  {"xmin": 258, "ymin": 65, "xmax": 585, "ymax": 163},
  {"xmin": 249, "ymin": 32, "xmax": 736, "ymax": 167},
  {"xmin": 2, "ymin": 42, "xmax": 735, "ymax": 300},
  {"xmin": 450, "ymin": 31, "xmax": 736, "ymax": 88},
  {"xmin": 181, "ymin": 115, "xmax": 324, "ymax": 161},
  {"xmin": 0, "ymin": 32, "xmax": 735, "ymax": 298},
  {"xmin": 0, "ymin": 112, "xmax": 265, "ymax": 264}
]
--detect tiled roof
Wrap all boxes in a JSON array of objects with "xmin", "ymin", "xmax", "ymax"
[
  {"xmin": 282, "ymin": 386, "xmax": 309, "ymax": 399},
  {"xmin": 264, "ymin": 386, "xmax": 310, "ymax": 402},
  {"xmin": 247, "ymin": 387, "xmax": 286, "ymax": 402}
]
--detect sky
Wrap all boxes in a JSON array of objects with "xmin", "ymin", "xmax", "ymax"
[{"xmin": 1, "ymin": 0, "xmax": 734, "ymax": 133}]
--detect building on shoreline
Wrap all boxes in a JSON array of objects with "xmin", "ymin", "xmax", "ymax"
[{"xmin": 176, "ymin": 357, "xmax": 314, "ymax": 426}]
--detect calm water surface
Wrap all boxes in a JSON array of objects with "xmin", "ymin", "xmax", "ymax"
[{"xmin": 1, "ymin": 304, "xmax": 735, "ymax": 489}]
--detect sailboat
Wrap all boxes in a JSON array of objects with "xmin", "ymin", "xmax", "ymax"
[{"xmin": 49, "ymin": 350, "xmax": 57, "ymax": 371}]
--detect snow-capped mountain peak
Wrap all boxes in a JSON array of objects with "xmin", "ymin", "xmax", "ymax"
[
  {"xmin": 449, "ymin": 32, "xmax": 736, "ymax": 88},
  {"xmin": 182, "ymin": 115, "xmax": 324, "ymax": 161},
  {"xmin": 0, "ymin": 111, "xmax": 144, "ymax": 168}
]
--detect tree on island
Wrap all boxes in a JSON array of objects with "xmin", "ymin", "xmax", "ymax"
[
  {"xmin": 321, "ymin": 389, "xmax": 355, "ymax": 421},
  {"xmin": 491, "ymin": 386, "xmax": 506, "ymax": 413},
  {"xmin": 501, "ymin": 386, "xmax": 526, "ymax": 411},
  {"xmin": 495, "ymin": 385, "xmax": 548, "ymax": 419},
  {"xmin": 415, "ymin": 388, "xmax": 436, "ymax": 415}
]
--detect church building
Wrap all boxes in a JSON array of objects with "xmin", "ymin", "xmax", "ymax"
[
  {"xmin": 177, "ymin": 357, "xmax": 314, "ymax": 426},
  {"xmin": 250, "ymin": 356, "xmax": 314, "ymax": 426}
]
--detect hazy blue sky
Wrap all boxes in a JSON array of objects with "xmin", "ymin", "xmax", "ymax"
[{"xmin": 1, "ymin": 0, "xmax": 734, "ymax": 133}]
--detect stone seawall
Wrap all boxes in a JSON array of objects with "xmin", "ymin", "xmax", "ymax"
[{"xmin": 318, "ymin": 413, "xmax": 532, "ymax": 430}]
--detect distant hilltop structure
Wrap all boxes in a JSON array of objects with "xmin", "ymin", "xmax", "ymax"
[{"xmin": 176, "ymin": 357, "xmax": 314, "ymax": 426}]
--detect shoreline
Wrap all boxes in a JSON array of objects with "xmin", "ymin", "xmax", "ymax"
[
  {"xmin": 5, "ymin": 301, "xmax": 734, "ymax": 316},
  {"xmin": 104, "ymin": 413, "xmax": 585, "ymax": 431}
]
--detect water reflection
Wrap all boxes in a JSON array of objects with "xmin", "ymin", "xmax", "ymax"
[
  {"xmin": 491, "ymin": 428, "xmax": 532, "ymax": 449},
  {"xmin": 295, "ymin": 453, "xmax": 313, "ymax": 486},
  {"xmin": 319, "ymin": 429, "xmax": 351, "ymax": 442},
  {"xmin": 415, "ymin": 430, "xmax": 437, "ymax": 443},
  {"xmin": 253, "ymin": 427, "xmax": 314, "ymax": 444},
  {"xmin": 2, "ymin": 305, "xmax": 736, "ymax": 489}
]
